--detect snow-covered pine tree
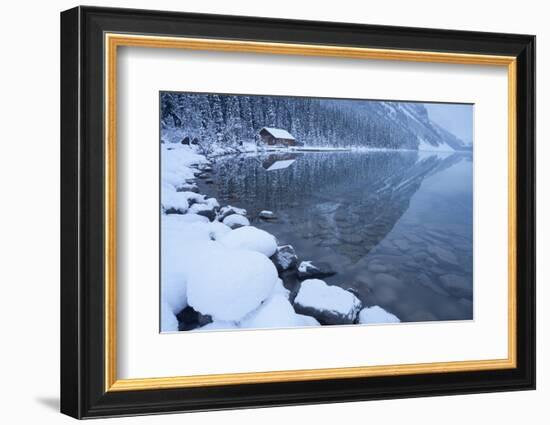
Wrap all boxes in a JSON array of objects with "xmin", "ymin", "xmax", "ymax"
[
  {"xmin": 197, "ymin": 95, "xmax": 214, "ymax": 154},
  {"xmin": 265, "ymin": 97, "xmax": 277, "ymax": 127},
  {"xmin": 238, "ymin": 96, "xmax": 255, "ymax": 142},
  {"xmin": 225, "ymin": 96, "xmax": 243, "ymax": 147},
  {"xmin": 210, "ymin": 94, "xmax": 225, "ymax": 145}
]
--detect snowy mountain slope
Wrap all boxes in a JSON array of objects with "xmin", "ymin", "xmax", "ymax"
[{"xmin": 325, "ymin": 100, "xmax": 469, "ymax": 151}]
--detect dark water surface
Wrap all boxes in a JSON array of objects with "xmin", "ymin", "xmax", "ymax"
[{"xmin": 200, "ymin": 150, "xmax": 473, "ymax": 322}]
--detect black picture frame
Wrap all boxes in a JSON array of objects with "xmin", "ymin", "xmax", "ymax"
[{"xmin": 61, "ymin": 5, "xmax": 535, "ymax": 419}]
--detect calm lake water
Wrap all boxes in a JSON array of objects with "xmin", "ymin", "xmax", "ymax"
[{"xmin": 199, "ymin": 150, "xmax": 473, "ymax": 322}]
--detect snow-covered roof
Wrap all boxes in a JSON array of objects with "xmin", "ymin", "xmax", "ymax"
[{"xmin": 261, "ymin": 127, "xmax": 295, "ymax": 140}]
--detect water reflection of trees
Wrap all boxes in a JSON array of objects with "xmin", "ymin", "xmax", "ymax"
[{"xmin": 214, "ymin": 151, "xmax": 468, "ymax": 261}]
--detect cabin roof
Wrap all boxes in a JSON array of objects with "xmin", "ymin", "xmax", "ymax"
[{"xmin": 260, "ymin": 127, "xmax": 295, "ymax": 140}]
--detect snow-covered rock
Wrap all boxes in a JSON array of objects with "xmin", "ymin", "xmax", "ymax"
[
  {"xmin": 358, "ymin": 306, "xmax": 400, "ymax": 324},
  {"xmin": 175, "ymin": 182, "xmax": 199, "ymax": 193},
  {"xmin": 203, "ymin": 197, "xmax": 220, "ymax": 209},
  {"xmin": 186, "ymin": 242, "xmax": 278, "ymax": 321},
  {"xmin": 297, "ymin": 261, "xmax": 336, "ymax": 279},
  {"xmin": 220, "ymin": 226, "xmax": 278, "ymax": 257},
  {"xmin": 270, "ymin": 245, "xmax": 298, "ymax": 272},
  {"xmin": 240, "ymin": 294, "xmax": 320, "ymax": 329},
  {"xmin": 294, "ymin": 279, "xmax": 362, "ymax": 325},
  {"xmin": 223, "ymin": 214, "xmax": 250, "ymax": 229},
  {"xmin": 162, "ymin": 190, "xmax": 205, "ymax": 214},
  {"xmin": 198, "ymin": 164, "xmax": 213, "ymax": 172},
  {"xmin": 218, "ymin": 205, "xmax": 247, "ymax": 221},
  {"xmin": 161, "ymin": 216, "xmax": 231, "ymax": 328},
  {"xmin": 178, "ymin": 306, "xmax": 213, "ymax": 331},
  {"xmin": 208, "ymin": 221, "xmax": 232, "ymax": 240},
  {"xmin": 259, "ymin": 210, "xmax": 277, "ymax": 220},
  {"xmin": 189, "ymin": 203, "xmax": 218, "ymax": 221}
]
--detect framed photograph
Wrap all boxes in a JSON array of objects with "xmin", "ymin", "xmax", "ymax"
[{"xmin": 60, "ymin": 6, "xmax": 536, "ymax": 419}]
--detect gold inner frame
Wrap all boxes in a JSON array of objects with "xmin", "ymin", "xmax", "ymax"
[{"xmin": 104, "ymin": 33, "xmax": 517, "ymax": 392}]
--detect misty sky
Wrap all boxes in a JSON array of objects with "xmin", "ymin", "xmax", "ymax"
[{"xmin": 424, "ymin": 103, "xmax": 473, "ymax": 146}]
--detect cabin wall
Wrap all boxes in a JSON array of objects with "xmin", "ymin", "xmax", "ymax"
[
  {"xmin": 260, "ymin": 134, "xmax": 297, "ymax": 146},
  {"xmin": 260, "ymin": 133, "xmax": 276, "ymax": 145}
]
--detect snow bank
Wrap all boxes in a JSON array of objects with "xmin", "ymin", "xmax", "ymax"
[
  {"xmin": 162, "ymin": 273, "xmax": 188, "ymax": 317},
  {"xmin": 161, "ymin": 216, "xmax": 215, "ymax": 321},
  {"xmin": 161, "ymin": 145, "xmax": 208, "ymax": 187},
  {"xmin": 186, "ymin": 242, "xmax": 278, "ymax": 321},
  {"xmin": 198, "ymin": 321, "xmax": 239, "ymax": 331},
  {"xmin": 161, "ymin": 300, "xmax": 179, "ymax": 332},
  {"xmin": 220, "ymin": 226, "xmax": 277, "ymax": 257},
  {"xmin": 209, "ymin": 142, "xmax": 260, "ymax": 158},
  {"xmin": 160, "ymin": 145, "xmax": 221, "ymax": 330},
  {"xmin": 240, "ymin": 294, "xmax": 320, "ymax": 329},
  {"xmin": 223, "ymin": 214, "xmax": 250, "ymax": 229},
  {"xmin": 163, "ymin": 169, "xmax": 194, "ymax": 187},
  {"xmin": 271, "ymin": 278, "xmax": 290, "ymax": 299},
  {"xmin": 163, "ymin": 213, "xmax": 209, "ymax": 226},
  {"xmin": 162, "ymin": 215, "xmax": 213, "ymax": 243},
  {"xmin": 358, "ymin": 306, "xmax": 400, "ymax": 324},
  {"xmin": 160, "ymin": 143, "xmax": 218, "ymax": 214},
  {"xmin": 294, "ymin": 279, "xmax": 362, "ymax": 324}
]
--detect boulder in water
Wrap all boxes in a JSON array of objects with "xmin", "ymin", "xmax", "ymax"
[
  {"xmin": 223, "ymin": 214, "xmax": 250, "ymax": 229},
  {"xmin": 270, "ymin": 245, "xmax": 298, "ymax": 272},
  {"xmin": 297, "ymin": 260, "xmax": 336, "ymax": 279},
  {"xmin": 293, "ymin": 279, "xmax": 362, "ymax": 325},
  {"xmin": 220, "ymin": 226, "xmax": 278, "ymax": 257},
  {"xmin": 218, "ymin": 205, "xmax": 248, "ymax": 221},
  {"xmin": 186, "ymin": 242, "xmax": 278, "ymax": 321},
  {"xmin": 259, "ymin": 210, "xmax": 277, "ymax": 220}
]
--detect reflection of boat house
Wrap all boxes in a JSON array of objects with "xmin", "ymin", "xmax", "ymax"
[
  {"xmin": 259, "ymin": 127, "xmax": 303, "ymax": 147},
  {"xmin": 261, "ymin": 153, "xmax": 300, "ymax": 171}
]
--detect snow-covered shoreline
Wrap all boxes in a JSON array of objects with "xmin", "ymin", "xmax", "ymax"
[{"xmin": 161, "ymin": 143, "xmax": 400, "ymax": 332}]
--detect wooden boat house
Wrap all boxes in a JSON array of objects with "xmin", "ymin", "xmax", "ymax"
[{"xmin": 259, "ymin": 127, "xmax": 302, "ymax": 147}]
